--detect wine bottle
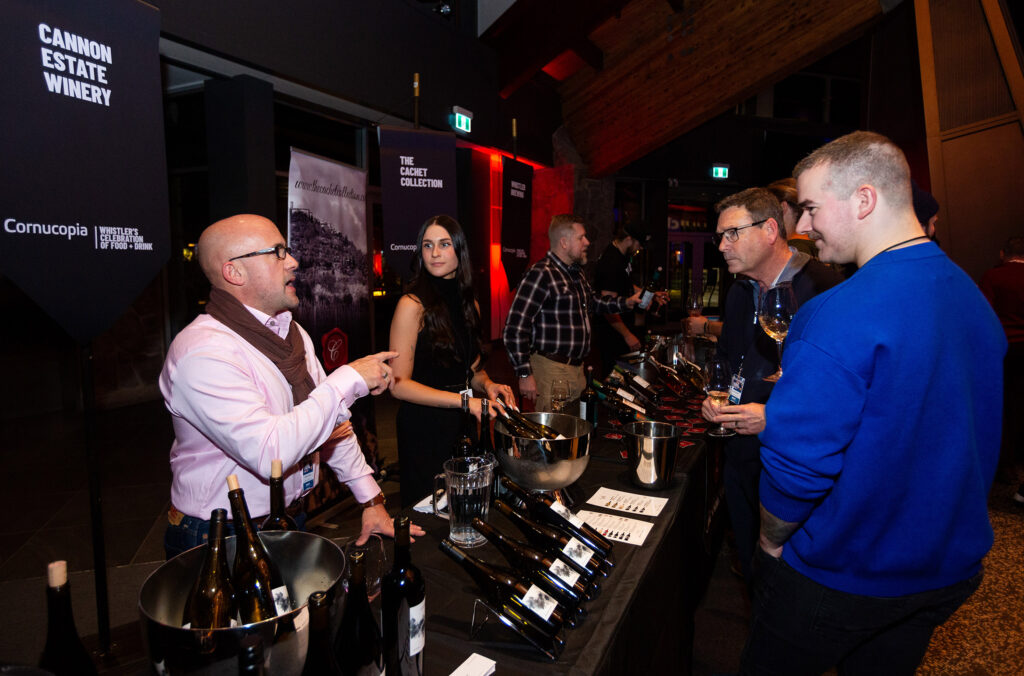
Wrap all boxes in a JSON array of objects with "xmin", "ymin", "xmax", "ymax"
[
  {"xmin": 182, "ymin": 508, "xmax": 237, "ymax": 629},
  {"xmin": 493, "ymin": 499, "xmax": 605, "ymax": 588},
  {"xmin": 472, "ymin": 517, "xmax": 592, "ymax": 613},
  {"xmin": 238, "ymin": 635, "xmax": 266, "ymax": 675},
  {"xmin": 38, "ymin": 560, "xmax": 97, "ymax": 676},
  {"xmin": 439, "ymin": 539, "xmax": 568, "ymax": 641},
  {"xmin": 302, "ymin": 590, "xmax": 341, "ymax": 675},
  {"xmin": 261, "ymin": 459, "xmax": 298, "ymax": 531},
  {"xmin": 495, "ymin": 400, "xmax": 565, "ymax": 440},
  {"xmin": 492, "ymin": 401, "xmax": 536, "ymax": 438},
  {"xmin": 454, "ymin": 392, "xmax": 475, "ymax": 457},
  {"xmin": 227, "ymin": 475, "xmax": 291, "ymax": 623},
  {"xmin": 605, "ymin": 373, "xmax": 658, "ymax": 410},
  {"xmin": 637, "ymin": 266, "xmax": 663, "ymax": 311},
  {"xmin": 335, "ymin": 550, "xmax": 385, "ymax": 675},
  {"xmin": 592, "ymin": 380, "xmax": 649, "ymax": 419},
  {"xmin": 579, "ymin": 367, "xmax": 599, "ymax": 427},
  {"xmin": 501, "ymin": 478, "xmax": 615, "ymax": 569},
  {"xmin": 613, "ymin": 364, "xmax": 661, "ymax": 403},
  {"xmin": 382, "ymin": 515, "xmax": 426, "ymax": 676}
]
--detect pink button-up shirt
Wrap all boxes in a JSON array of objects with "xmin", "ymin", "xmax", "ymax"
[{"xmin": 160, "ymin": 306, "xmax": 378, "ymax": 518}]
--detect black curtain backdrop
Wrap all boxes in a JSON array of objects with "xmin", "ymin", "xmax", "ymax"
[
  {"xmin": 501, "ymin": 157, "xmax": 533, "ymax": 289},
  {"xmin": 0, "ymin": 0, "xmax": 169, "ymax": 344},
  {"xmin": 378, "ymin": 126, "xmax": 458, "ymax": 280}
]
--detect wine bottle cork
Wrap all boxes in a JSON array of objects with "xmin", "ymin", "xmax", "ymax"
[
  {"xmin": 271, "ymin": 459, "xmax": 283, "ymax": 479},
  {"xmin": 47, "ymin": 560, "xmax": 68, "ymax": 588},
  {"xmin": 226, "ymin": 474, "xmax": 240, "ymax": 491}
]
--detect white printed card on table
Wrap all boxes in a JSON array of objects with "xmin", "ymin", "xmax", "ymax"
[
  {"xmin": 586, "ymin": 487, "xmax": 668, "ymax": 517},
  {"xmin": 575, "ymin": 510, "xmax": 653, "ymax": 546}
]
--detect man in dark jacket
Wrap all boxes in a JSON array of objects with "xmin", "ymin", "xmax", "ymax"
[{"xmin": 700, "ymin": 187, "xmax": 842, "ymax": 583}]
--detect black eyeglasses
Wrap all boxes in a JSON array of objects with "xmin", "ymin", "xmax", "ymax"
[
  {"xmin": 712, "ymin": 219, "xmax": 768, "ymax": 245},
  {"xmin": 228, "ymin": 244, "xmax": 292, "ymax": 261}
]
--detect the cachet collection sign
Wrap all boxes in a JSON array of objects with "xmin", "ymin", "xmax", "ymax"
[
  {"xmin": 378, "ymin": 126, "xmax": 458, "ymax": 279},
  {"xmin": 0, "ymin": 0, "xmax": 169, "ymax": 344}
]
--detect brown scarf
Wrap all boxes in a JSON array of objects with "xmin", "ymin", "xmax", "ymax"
[{"xmin": 205, "ymin": 287, "xmax": 315, "ymax": 404}]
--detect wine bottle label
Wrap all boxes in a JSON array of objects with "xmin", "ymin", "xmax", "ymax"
[
  {"xmin": 272, "ymin": 585, "xmax": 291, "ymax": 616},
  {"xmin": 549, "ymin": 501, "xmax": 584, "ymax": 528},
  {"xmin": 409, "ymin": 599, "xmax": 426, "ymax": 655},
  {"xmin": 579, "ymin": 401, "xmax": 588, "ymax": 420},
  {"xmin": 623, "ymin": 399, "xmax": 644, "ymax": 414},
  {"xmin": 633, "ymin": 375, "xmax": 652, "ymax": 389},
  {"xmin": 548, "ymin": 558, "xmax": 581, "ymax": 587},
  {"xmin": 616, "ymin": 388, "xmax": 635, "ymax": 402},
  {"xmin": 521, "ymin": 585, "xmax": 558, "ymax": 621},
  {"xmin": 562, "ymin": 537, "xmax": 595, "ymax": 567}
]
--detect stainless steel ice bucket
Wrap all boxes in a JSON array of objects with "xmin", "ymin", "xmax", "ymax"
[
  {"xmin": 623, "ymin": 421, "xmax": 680, "ymax": 490},
  {"xmin": 493, "ymin": 412, "xmax": 592, "ymax": 491},
  {"xmin": 137, "ymin": 531, "xmax": 346, "ymax": 675}
]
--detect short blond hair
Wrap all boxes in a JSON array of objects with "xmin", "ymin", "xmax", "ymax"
[
  {"xmin": 794, "ymin": 131, "xmax": 911, "ymax": 210},
  {"xmin": 549, "ymin": 214, "xmax": 582, "ymax": 250}
]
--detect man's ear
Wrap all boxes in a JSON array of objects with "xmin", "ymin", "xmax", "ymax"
[
  {"xmin": 222, "ymin": 260, "xmax": 246, "ymax": 287},
  {"xmin": 854, "ymin": 184, "xmax": 878, "ymax": 220},
  {"xmin": 763, "ymin": 217, "xmax": 782, "ymax": 243}
]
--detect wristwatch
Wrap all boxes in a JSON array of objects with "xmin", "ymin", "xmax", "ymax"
[{"xmin": 359, "ymin": 492, "xmax": 387, "ymax": 509}]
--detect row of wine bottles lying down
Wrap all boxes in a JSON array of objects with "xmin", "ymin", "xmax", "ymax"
[{"xmin": 439, "ymin": 476, "xmax": 617, "ymax": 658}]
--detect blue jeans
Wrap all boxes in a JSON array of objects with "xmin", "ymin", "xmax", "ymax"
[
  {"xmin": 740, "ymin": 547, "xmax": 981, "ymax": 676},
  {"xmin": 164, "ymin": 511, "xmax": 307, "ymax": 560}
]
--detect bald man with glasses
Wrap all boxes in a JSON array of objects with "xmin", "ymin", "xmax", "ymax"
[
  {"xmin": 699, "ymin": 188, "xmax": 841, "ymax": 584},
  {"xmin": 160, "ymin": 214, "xmax": 421, "ymax": 558}
]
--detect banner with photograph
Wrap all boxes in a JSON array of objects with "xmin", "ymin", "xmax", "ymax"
[
  {"xmin": 287, "ymin": 148, "xmax": 370, "ymax": 369},
  {"xmin": 501, "ymin": 157, "xmax": 533, "ymax": 288},
  {"xmin": 378, "ymin": 126, "xmax": 458, "ymax": 278},
  {"xmin": 0, "ymin": 0, "xmax": 169, "ymax": 344}
]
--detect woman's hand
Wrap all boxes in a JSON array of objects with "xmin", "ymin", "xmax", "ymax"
[{"xmin": 484, "ymin": 380, "xmax": 515, "ymax": 409}]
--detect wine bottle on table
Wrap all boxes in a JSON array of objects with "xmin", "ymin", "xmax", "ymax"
[
  {"xmin": 612, "ymin": 364, "xmax": 661, "ymax": 403},
  {"xmin": 227, "ymin": 474, "xmax": 291, "ymax": 623},
  {"xmin": 302, "ymin": 590, "xmax": 341, "ymax": 675},
  {"xmin": 493, "ymin": 499, "xmax": 605, "ymax": 589},
  {"xmin": 182, "ymin": 508, "xmax": 237, "ymax": 628},
  {"xmin": 439, "ymin": 539, "xmax": 569, "ymax": 645},
  {"xmin": 472, "ymin": 517, "xmax": 591, "ymax": 615},
  {"xmin": 261, "ymin": 459, "xmax": 298, "ymax": 531},
  {"xmin": 454, "ymin": 392, "xmax": 475, "ymax": 457},
  {"xmin": 38, "ymin": 560, "xmax": 97, "ymax": 676},
  {"xmin": 382, "ymin": 515, "xmax": 426, "ymax": 676},
  {"xmin": 500, "ymin": 477, "xmax": 615, "ymax": 570},
  {"xmin": 579, "ymin": 367, "xmax": 599, "ymax": 427},
  {"xmin": 335, "ymin": 550, "xmax": 385, "ymax": 676}
]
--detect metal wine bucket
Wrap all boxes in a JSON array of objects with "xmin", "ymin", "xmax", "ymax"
[
  {"xmin": 138, "ymin": 531, "xmax": 346, "ymax": 675},
  {"xmin": 493, "ymin": 411, "xmax": 592, "ymax": 491},
  {"xmin": 623, "ymin": 421, "xmax": 680, "ymax": 490}
]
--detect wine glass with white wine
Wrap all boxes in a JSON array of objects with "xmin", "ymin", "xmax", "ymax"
[
  {"xmin": 759, "ymin": 283, "xmax": 797, "ymax": 382},
  {"xmin": 703, "ymin": 356, "xmax": 735, "ymax": 437}
]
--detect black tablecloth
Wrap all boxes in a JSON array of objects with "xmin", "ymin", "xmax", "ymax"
[{"xmin": 403, "ymin": 392, "xmax": 722, "ymax": 675}]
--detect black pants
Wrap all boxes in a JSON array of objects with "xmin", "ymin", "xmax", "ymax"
[{"xmin": 740, "ymin": 548, "xmax": 981, "ymax": 676}]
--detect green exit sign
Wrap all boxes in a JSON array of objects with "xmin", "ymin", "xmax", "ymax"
[
  {"xmin": 711, "ymin": 164, "xmax": 729, "ymax": 179},
  {"xmin": 452, "ymin": 106, "xmax": 473, "ymax": 134}
]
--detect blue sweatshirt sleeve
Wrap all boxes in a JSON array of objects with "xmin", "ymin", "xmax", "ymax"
[{"xmin": 758, "ymin": 337, "xmax": 867, "ymax": 524}]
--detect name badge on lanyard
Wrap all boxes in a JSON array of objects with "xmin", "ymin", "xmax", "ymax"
[
  {"xmin": 301, "ymin": 450, "xmax": 319, "ymax": 493},
  {"xmin": 728, "ymin": 358, "xmax": 745, "ymax": 404}
]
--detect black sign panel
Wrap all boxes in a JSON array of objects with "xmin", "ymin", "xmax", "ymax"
[
  {"xmin": 0, "ymin": 0, "xmax": 169, "ymax": 344},
  {"xmin": 378, "ymin": 126, "xmax": 458, "ymax": 278},
  {"xmin": 501, "ymin": 157, "xmax": 533, "ymax": 288}
]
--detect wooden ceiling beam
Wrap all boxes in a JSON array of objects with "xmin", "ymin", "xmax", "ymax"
[{"xmin": 558, "ymin": 0, "xmax": 885, "ymax": 176}]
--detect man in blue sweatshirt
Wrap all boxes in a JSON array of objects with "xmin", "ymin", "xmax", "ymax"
[{"xmin": 741, "ymin": 131, "xmax": 1006, "ymax": 675}]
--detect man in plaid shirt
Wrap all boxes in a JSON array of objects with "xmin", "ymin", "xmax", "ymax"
[{"xmin": 504, "ymin": 214, "xmax": 642, "ymax": 411}]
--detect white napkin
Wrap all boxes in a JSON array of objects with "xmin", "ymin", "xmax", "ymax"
[{"xmin": 413, "ymin": 490, "xmax": 446, "ymax": 515}]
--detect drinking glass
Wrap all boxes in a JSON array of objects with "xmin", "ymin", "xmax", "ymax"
[
  {"xmin": 759, "ymin": 283, "xmax": 797, "ymax": 382},
  {"xmin": 703, "ymin": 357, "xmax": 735, "ymax": 437},
  {"xmin": 550, "ymin": 378, "xmax": 570, "ymax": 412},
  {"xmin": 433, "ymin": 456, "xmax": 493, "ymax": 547},
  {"xmin": 687, "ymin": 284, "xmax": 704, "ymax": 317}
]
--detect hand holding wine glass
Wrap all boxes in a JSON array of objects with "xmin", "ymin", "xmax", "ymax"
[
  {"xmin": 703, "ymin": 356, "xmax": 735, "ymax": 437},
  {"xmin": 759, "ymin": 283, "xmax": 797, "ymax": 382}
]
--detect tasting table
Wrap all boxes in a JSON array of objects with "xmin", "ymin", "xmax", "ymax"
[{"xmin": 408, "ymin": 391, "xmax": 724, "ymax": 676}]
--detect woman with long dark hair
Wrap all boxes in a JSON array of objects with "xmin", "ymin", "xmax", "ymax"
[{"xmin": 389, "ymin": 215, "xmax": 514, "ymax": 506}]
